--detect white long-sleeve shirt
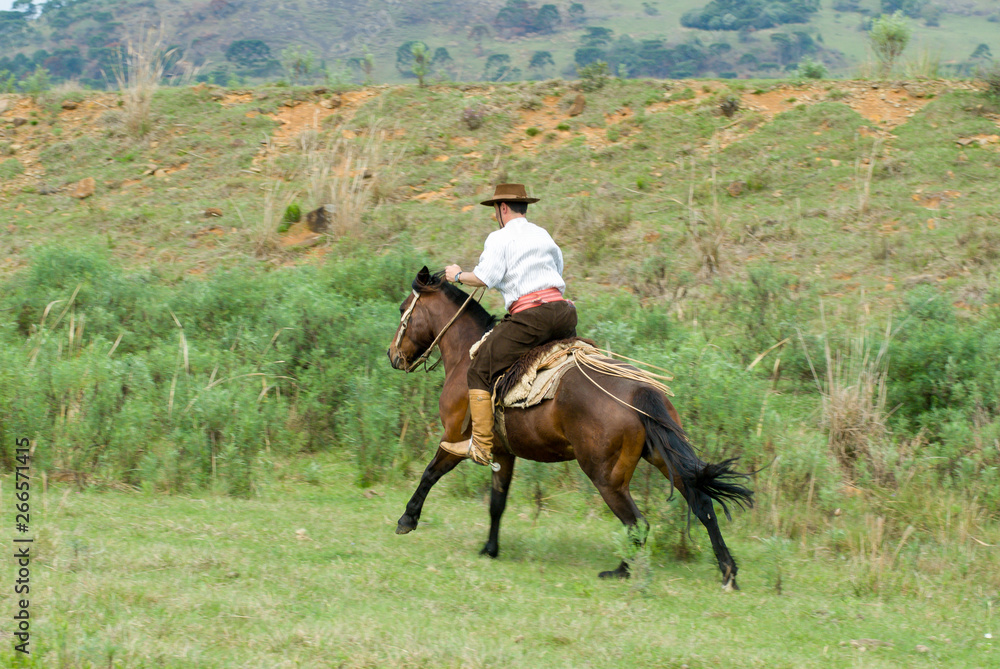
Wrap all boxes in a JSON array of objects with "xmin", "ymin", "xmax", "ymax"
[{"xmin": 472, "ymin": 217, "xmax": 566, "ymax": 310}]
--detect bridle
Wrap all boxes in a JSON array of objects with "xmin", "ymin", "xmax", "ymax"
[{"xmin": 393, "ymin": 286, "xmax": 485, "ymax": 373}]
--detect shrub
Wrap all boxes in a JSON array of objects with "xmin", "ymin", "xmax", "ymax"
[
  {"xmin": 461, "ymin": 106, "xmax": 487, "ymax": 130},
  {"xmin": 869, "ymin": 11, "xmax": 911, "ymax": 77},
  {"xmin": 0, "ymin": 159, "xmax": 24, "ymax": 180},
  {"xmin": 525, "ymin": 126, "xmax": 541, "ymax": 137},
  {"xmin": 979, "ymin": 62, "xmax": 1000, "ymax": 100},
  {"xmin": 283, "ymin": 203, "xmax": 302, "ymax": 223},
  {"xmin": 577, "ymin": 60, "xmax": 610, "ymax": 92},
  {"xmin": 797, "ymin": 57, "xmax": 828, "ymax": 79}
]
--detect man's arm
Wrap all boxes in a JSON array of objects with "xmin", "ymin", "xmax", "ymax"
[{"xmin": 444, "ymin": 264, "xmax": 486, "ymax": 287}]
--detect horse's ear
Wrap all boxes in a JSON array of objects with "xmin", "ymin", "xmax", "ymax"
[{"xmin": 415, "ymin": 266, "xmax": 431, "ymax": 286}]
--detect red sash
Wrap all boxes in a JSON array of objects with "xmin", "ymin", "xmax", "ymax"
[{"xmin": 509, "ymin": 287, "xmax": 565, "ymax": 314}]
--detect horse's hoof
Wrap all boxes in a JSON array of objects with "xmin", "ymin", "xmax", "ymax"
[
  {"xmin": 722, "ymin": 578, "xmax": 740, "ymax": 592},
  {"xmin": 395, "ymin": 520, "xmax": 416, "ymax": 535},
  {"xmin": 480, "ymin": 544, "xmax": 498, "ymax": 558},
  {"xmin": 598, "ymin": 568, "xmax": 630, "ymax": 580}
]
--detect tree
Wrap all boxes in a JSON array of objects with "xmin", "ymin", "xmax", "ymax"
[
  {"xmin": 432, "ymin": 47, "xmax": 453, "ymax": 79},
  {"xmin": 529, "ymin": 50, "xmax": 554, "ymax": 72},
  {"xmin": 410, "ymin": 42, "xmax": 429, "ymax": 87},
  {"xmin": 797, "ymin": 56, "xmax": 827, "ymax": 78},
  {"xmin": 484, "ymin": 53, "xmax": 515, "ymax": 81},
  {"xmin": 568, "ymin": 2, "xmax": 586, "ymax": 24},
  {"xmin": 535, "ymin": 4, "xmax": 561, "ymax": 33},
  {"xmin": 361, "ymin": 52, "xmax": 375, "ymax": 84},
  {"xmin": 880, "ymin": 0, "xmax": 925, "ymax": 19},
  {"xmin": 574, "ymin": 46, "xmax": 606, "ymax": 67},
  {"xmin": 582, "ymin": 26, "xmax": 613, "ymax": 46},
  {"xmin": 395, "ymin": 40, "xmax": 427, "ymax": 77},
  {"xmin": 681, "ymin": 0, "xmax": 820, "ymax": 31},
  {"xmin": 497, "ymin": 0, "xmax": 536, "ymax": 34},
  {"xmin": 225, "ymin": 40, "xmax": 273, "ymax": 68},
  {"xmin": 281, "ymin": 45, "xmax": 315, "ymax": 84},
  {"xmin": 869, "ymin": 11, "xmax": 911, "ymax": 77},
  {"xmin": 497, "ymin": 0, "xmax": 562, "ymax": 35},
  {"xmin": 12, "ymin": 0, "xmax": 37, "ymax": 18},
  {"xmin": 970, "ymin": 44, "xmax": 992, "ymax": 61}
]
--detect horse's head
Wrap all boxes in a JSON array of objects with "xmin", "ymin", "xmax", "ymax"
[{"xmin": 387, "ymin": 266, "xmax": 442, "ymax": 371}]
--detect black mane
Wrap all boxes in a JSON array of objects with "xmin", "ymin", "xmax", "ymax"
[{"xmin": 413, "ymin": 270, "xmax": 497, "ymax": 331}]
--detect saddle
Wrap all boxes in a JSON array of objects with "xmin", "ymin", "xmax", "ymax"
[{"xmin": 491, "ymin": 337, "xmax": 599, "ymax": 408}]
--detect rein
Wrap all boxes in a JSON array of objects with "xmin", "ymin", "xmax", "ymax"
[{"xmin": 397, "ymin": 286, "xmax": 485, "ymax": 373}]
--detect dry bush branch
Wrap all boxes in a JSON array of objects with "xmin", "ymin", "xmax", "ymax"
[
  {"xmin": 111, "ymin": 25, "xmax": 176, "ymax": 138},
  {"xmin": 303, "ymin": 118, "xmax": 404, "ymax": 238}
]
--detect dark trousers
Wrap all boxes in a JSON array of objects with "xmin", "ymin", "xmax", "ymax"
[{"xmin": 468, "ymin": 300, "xmax": 578, "ymax": 392}]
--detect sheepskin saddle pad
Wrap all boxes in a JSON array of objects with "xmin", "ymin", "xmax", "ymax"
[{"xmin": 489, "ymin": 337, "xmax": 601, "ymax": 409}]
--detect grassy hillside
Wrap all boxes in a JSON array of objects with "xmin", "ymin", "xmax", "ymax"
[{"xmin": 1, "ymin": 76, "xmax": 999, "ymax": 665}]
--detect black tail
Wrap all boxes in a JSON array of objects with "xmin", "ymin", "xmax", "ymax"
[{"xmin": 632, "ymin": 386, "xmax": 754, "ymax": 521}]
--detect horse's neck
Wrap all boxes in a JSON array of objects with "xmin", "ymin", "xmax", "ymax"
[{"xmin": 436, "ymin": 312, "xmax": 488, "ymax": 385}]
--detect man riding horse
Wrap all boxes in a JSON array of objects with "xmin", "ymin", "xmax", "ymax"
[{"xmin": 442, "ymin": 183, "xmax": 577, "ymax": 467}]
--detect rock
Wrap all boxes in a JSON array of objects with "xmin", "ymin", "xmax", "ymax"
[
  {"xmin": 305, "ymin": 204, "xmax": 335, "ymax": 232},
  {"xmin": 12, "ymin": 117, "xmax": 27, "ymax": 127},
  {"xmin": 726, "ymin": 180, "xmax": 746, "ymax": 197},
  {"xmin": 0, "ymin": 99, "xmax": 8, "ymax": 113},
  {"xmin": 209, "ymin": 90, "xmax": 226, "ymax": 101},
  {"xmin": 203, "ymin": 207, "xmax": 223, "ymax": 218},
  {"xmin": 904, "ymin": 83, "xmax": 930, "ymax": 98},
  {"xmin": 69, "ymin": 177, "xmax": 96, "ymax": 199},
  {"xmin": 313, "ymin": 87, "xmax": 330, "ymax": 95},
  {"xmin": 320, "ymin": 95, "xmax": 342, "ymax": 109},
  {"xmin": 153, "ymin": 168, "xmax": 168, "ymax": 178},
  {"xmin": 61, "ymin": 100, "xmax": 78, "ymax": 110},
  {"xmin": 37, "ymin": 183, "xmax": 60, "ymax": 195},
  {"xmin": 568, "ymin": 94, "xmax": 586, "ymax": 117},
  {"xmin": 230, "ymin": 138, "xmax": 246, "ymax": 147}
]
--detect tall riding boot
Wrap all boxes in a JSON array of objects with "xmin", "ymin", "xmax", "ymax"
[{"xmin": 467, "ymin": 389, "xmax": 495, "ymax": 467}]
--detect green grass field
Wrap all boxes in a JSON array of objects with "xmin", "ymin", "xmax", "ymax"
[{"xmin": 2, "ymin": 454, "xmax": 997, "ymax": 668}]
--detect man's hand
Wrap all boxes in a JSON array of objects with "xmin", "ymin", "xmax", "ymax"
[{"xmin": 444, "ymin": 265, "xmax": 486, "ymax": 287}]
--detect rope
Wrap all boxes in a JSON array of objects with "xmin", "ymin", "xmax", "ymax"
[
  {"xmin": 575, "ymin": 350, "xmax": 674, "ymax": 398},
  {"xmin": 570, "ymin": 348, "xmax": 673, "ymax": 420}
]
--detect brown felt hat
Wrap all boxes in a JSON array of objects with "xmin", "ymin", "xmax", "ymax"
[{"xmin": 479, "ymin": 183, "xmax": 540, "ymax": 207}]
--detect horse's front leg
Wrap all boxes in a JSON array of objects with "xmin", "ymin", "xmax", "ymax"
[
  {"xmin": 396, "ymin": 448, "xmax": 464, "ymax": 534},
  {"xmin": 481, "ymin": 451, "xmax": 516, "ymax": 558}
]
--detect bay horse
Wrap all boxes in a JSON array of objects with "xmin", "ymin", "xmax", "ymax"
[{"xmin": 387, "ymin": 267, "xmax": 753, "ymax": 588}]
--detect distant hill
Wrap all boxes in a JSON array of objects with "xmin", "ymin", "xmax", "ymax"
[{"xmin": 1, "ymin": 0, "xmax": 998, "ymax": 88}]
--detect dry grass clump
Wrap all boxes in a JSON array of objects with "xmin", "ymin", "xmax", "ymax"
[
  {"xmin": 809, "ymin": 313, "xmax": 895, "ymax": 484},
  {"xmin": 251, "ymin": 151, "xmax": 298, "ymax": 256},
  {"xmin": 111, "ymin": 26, "xmax": 176, "ymax": 138},
  {"xmin": 302, "ymin": 117, "xmax": 403, "ymax": 238},
  {"xmin": 848, "ymin": 514, "xmax": 915, "ymax": 596}
]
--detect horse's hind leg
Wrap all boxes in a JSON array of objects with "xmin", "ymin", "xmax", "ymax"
[
  {"xmin": 396, "ymin": 449, "xmax": 464, "ymax": 534},
  {"xmin": 689, "ymin": 488, "xmax": 740, "ymax": 590},
  {"xmin": 579, "ymin": 434, "xmax": 648, "ymax": 579},
  {"xmin": 642, "ymin": 450, "xmax": 740, "ymax": 590},
  {"xmin": 481, "ymin": 451, "xmax": 516, "ymax": 558},
  {"xmin": 592, "ymin": 483, "xmax": 648, "ymax": 579}
]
